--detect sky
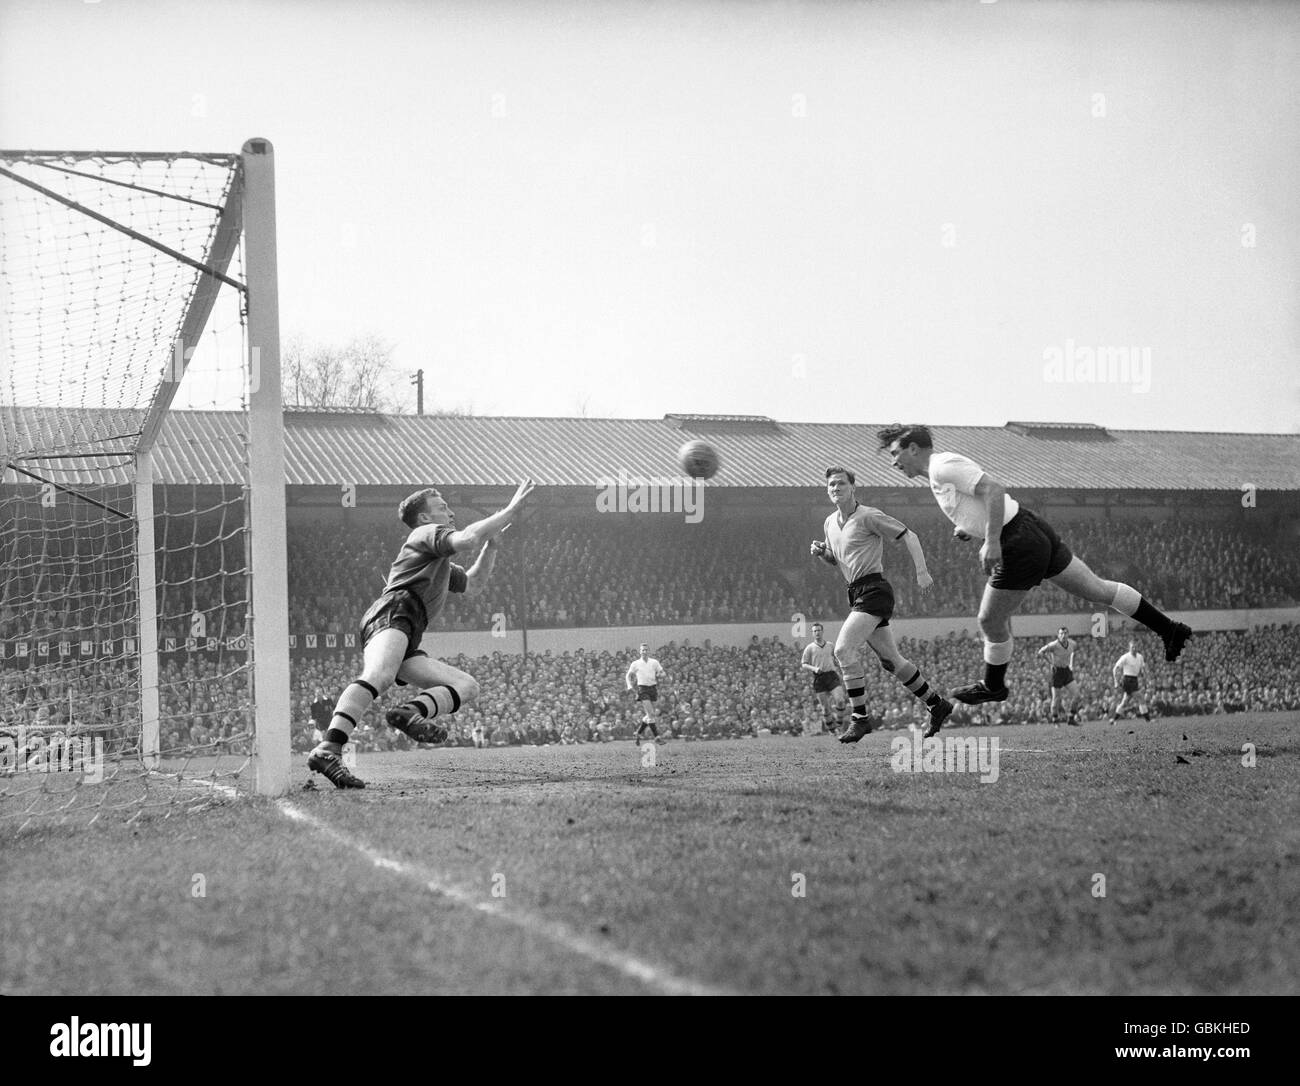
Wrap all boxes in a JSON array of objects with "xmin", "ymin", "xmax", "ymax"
[{"xmin": 1, "ymin": 0, "xmax": 1298, "ymax": 432}]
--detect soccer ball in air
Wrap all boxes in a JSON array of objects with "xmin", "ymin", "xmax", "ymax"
[{"xmin": 678, "ymin": 440, "xmax": 720, "ymax": 480}]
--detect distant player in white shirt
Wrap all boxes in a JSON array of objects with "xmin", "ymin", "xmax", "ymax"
[
  {"xmin": 877, "ymin": 424, "xmax": 1192, "ymax": 707},
  {"xmin": 1110, "ymin": 640, "xmax": 1152, "ymax": 724},
  {"xmin": 1036, "ymin": 627, "xmax": 1081, "ymax": 726},
  {"xmin": 811, "ymin": 466, "xmax": 954, "ymax": 742},
  {"xmin": 625, "ymin": 644, "xmax": 666, "ymax": 742},
  {"xmin": 800, "ymin": 622, "xmax": 847, "ymax": 735}
]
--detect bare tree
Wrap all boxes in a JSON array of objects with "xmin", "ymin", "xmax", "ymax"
[{"xmin": 283, "ymin": 333, "xmax": 398, "ymax": 411}]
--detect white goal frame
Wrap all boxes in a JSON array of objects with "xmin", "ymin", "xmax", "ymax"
[{"xmin": 115, "ymin": 139, "xmax": 290, "ymax": 795}]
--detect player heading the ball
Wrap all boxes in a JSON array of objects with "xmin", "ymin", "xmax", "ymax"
[
  {"xmin": 811, "ymin": 466, "xmax": 955, "ymax": 741},
  {"xmin": 306, "ymin": 479, "xmax": 535, "ymax": 788},
  {"xmin": 878, "ymin": 424, "xmax": 1192, "ymax": 705}
]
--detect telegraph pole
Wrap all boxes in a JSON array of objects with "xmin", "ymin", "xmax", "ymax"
[{"xmin": 411, "ymin": 368, "xmax": 424, "ymax": 415}]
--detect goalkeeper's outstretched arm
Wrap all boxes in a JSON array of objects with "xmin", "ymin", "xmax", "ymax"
[
  {"xmin": 462, "ymin": 531, "xmax": 503, "ymax": 595},
  {"xmin": 449, "ymin": 479, "xmax": 534, "ymax": 552}
]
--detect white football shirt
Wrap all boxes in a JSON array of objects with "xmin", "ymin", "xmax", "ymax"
[
  {"xmin": 927, "ymin": 451, "xmax": 1020, "ymax": 540},
  {"xmin": 1114, "ymin": 651, "xmax": 1145, "ymax": 677},
  {"xmin": 626, "ymin": 658, "xmax": 665, "ymax": 686}
]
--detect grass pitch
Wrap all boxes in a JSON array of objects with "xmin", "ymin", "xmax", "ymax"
[{"xmin": 2, "ymin": 712, "xmax": 1296, "ymax": 995}]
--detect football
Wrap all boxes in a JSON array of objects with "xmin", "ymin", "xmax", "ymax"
[{"xmin": 678, "ymin": 439, "xmax": 720, "ymax": 479}]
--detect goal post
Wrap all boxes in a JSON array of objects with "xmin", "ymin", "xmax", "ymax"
[
  {"xmin": 136, "ymin": 447, "xmax": 160, "ymax": 771},
  {"xmin": 0, "ymin": 139, "xmax": 291, "ymax": 830},
  {"xmin": 242, "ymin": 138, "xmax": 291, "ymax": 797}
]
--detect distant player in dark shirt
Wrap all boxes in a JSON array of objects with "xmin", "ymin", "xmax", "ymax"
[
  {"xmin": 307, "ymin": 480, "xmax": 534, "ymax": 788},
  {"xmin": 812, "ymin": 466, "xmax": 954, "ymax": 742},
  {"xmin": 800, "ymin": 623, "xmax": 847, "ymax": 734},
  {"xmin": 1036, "ymin": 628, "xmax": 1081, "ymax": 726}
]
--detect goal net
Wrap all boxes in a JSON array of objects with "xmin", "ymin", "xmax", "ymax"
[{"xmin": 0, "ymin": 146, "xmax": 289, "ymax": 831}]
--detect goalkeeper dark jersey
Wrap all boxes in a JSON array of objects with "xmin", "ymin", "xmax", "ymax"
[{"xmin": 383, "ymin": 524, "xmax": 468, "ymax": 620}]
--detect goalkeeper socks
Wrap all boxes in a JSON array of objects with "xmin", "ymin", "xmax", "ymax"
[
  {"xmin": 408, "ymin": 685, "xmax": 460, "ymax": 720},
  {"xmin": 1111, "ymin": 583, "xmax": 1174, "ymax": 637},
  {"xmin": 329, "ymin": 680, "xmax": 378, "ymax": 738}
]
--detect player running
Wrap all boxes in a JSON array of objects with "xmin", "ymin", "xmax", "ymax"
[
  {"xmin": 625, "ymin": 644, "xmax": 666, "ymax": 743},
  {"xmin": 1110, "ymin": 639, "xmax": 1152, "ymax": 723},
  {"xmin": 877, "ymin": 425, "xmax": 1192, "ymax": 706},
  {"xmin": 800, "ymin": 622, "xmax": 848, "ymax": 735},
  {"xmin": 811, "ymin": 466, "xmax": 954, "ymax": 742},
  {"xmin": 1037, "ymin": 627, "xmax": 1081, "ymax": 725},
  {"xmin": 306, "ymin": 480, "xmax": 534, "ymax": 788}
]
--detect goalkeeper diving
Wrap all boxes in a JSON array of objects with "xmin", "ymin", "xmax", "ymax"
[{"xmin": 307, "ymin": 480, "xmax": 534, "ymax": 788}]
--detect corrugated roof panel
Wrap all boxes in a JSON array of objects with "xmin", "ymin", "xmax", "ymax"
[
  {"xmin": 153, "ymin": 411, "xmax": 245, "ymax": 484},
  {"xmin": 2, "ymin": 405, "xmax": 141, "ymax": 485},
  {"xmin": 2, "ymin": 408, "xmax": 1298, "ymax": 491}
]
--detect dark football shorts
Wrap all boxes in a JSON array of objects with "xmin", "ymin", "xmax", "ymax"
[
  {"xmin": 360, "ymin": 589, "xmax": 428, "ymax": 662},
  {"xmin": 990, "ymin": 508, "xmax": 1074, "ymax": 591},
  {"xmin": 1121, "ymin": 675, "xmax": 1140, "ymax": 694},
  {"xmin": 636, "ymin": 685, "xmax": 659, "ymax": 702},
  {"xmin": 812, "ymin": 671, "xmax": 843, "ymax": 694},
  {"xmin": 847, "ymin": 573, "xmax": 894, "ymax": 626},
  {"xmin": 1052, "ymin": 666, "xmax": 1074, "ymax": 689}
]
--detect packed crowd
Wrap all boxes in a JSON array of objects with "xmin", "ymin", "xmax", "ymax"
[
  {"xmin": 0, "ymin": 497, "xmax": 249, "ymax": 646},
  {"xmin": 284, "ymin": 625, "xmax": 1300, "ymax": 751},
  {"xmin": 0, "ymin": 657, "xmax": 140, "ymax": 739},
  {"xmin": 5, "ymin": 509, "xmax": 1295, "ymax": 645},
  {"xmin": 4, "ymin": 626, "xmax": 1296, "ymax": 753},
  {"xmin": 284, "ymin": 513, "xmax": 1300, "ymax": 633},
  {"xmin": 0, "ymin": 654, "xmax": 252, "ymax": 758}
]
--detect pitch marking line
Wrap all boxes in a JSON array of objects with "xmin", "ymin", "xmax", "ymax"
[
  {"xmin": 276, "ymin": 799, "xmax": 734, "ymax": 996},
  {"xmin": 186, "ymin": 776, "xmax": 729, "ymax": 993}
]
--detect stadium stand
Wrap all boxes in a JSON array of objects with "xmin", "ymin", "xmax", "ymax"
[
  {"xmin": 276, "ymin": 624, "xmax": 1300, "ymax": 754},
  {"xmin": 284, "ymin": 513, "xmax": 1300, "ymax": 631},
  {"xmin": 4, "ymin": 411, "xmax": 1299, "ymax": 754},
  {"xmin": 20, "ymin": 624, "xmax": 1286, "ymax": 754},
  {"xmin": 272, "ymin": 626, "xmax": 1300, "ymax": 752},
  {"xmin": 5, "ymin": 514, "xmax": 1296, "ymax": 644}
]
